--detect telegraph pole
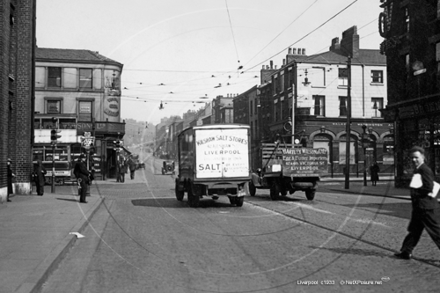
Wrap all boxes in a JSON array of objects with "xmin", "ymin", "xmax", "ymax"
[
  {"xmin": 292, "ymin": 61, "xmax": 298, "ymax": 145},
  {"xmin": 345, "ymin": 56, "xmax": 352, "ymax": 189}
]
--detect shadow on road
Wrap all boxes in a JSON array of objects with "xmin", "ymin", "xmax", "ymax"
[{"xmin": 131, "ymin": 198, "xmax": 236, "ymax": 208}]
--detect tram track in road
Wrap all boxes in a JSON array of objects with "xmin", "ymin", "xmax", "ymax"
[{"xmin": 245, "ymin": 199, "xmax": 440, "ymax": 269}]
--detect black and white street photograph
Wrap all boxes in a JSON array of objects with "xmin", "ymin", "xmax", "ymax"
[{"xmin": 1, "ymin": 1, "xmax": 440, "ymax": 292}]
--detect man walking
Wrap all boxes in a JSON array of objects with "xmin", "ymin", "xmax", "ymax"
[
  {"xmin": 395, "ymin": 146, "xmax": 440, "ymax": 259},
  {"xmin": 74, "ymin": 154, "xmax": 90, "ymax": 203}
]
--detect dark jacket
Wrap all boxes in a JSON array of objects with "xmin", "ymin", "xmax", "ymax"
[
  {"xmin": 370, "ymin": 164, "xmax": 380, "ymax": 181},
  {"xmin": 7, "ymin": 165, "xmax": 13, "ymax": 194},
  {"xmin": 74, "ymin": 160, "xmax": 90, "ymax": 183},
  {"xmin": 410, "ymin": 163, "xmax": 438, "ymax": 210},
  {"xmin": 33, "ymin": 162, "xmax": 47, "ymax": 186}
]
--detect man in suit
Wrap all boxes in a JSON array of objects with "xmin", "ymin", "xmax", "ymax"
[
  {"xmin": 395, "ymin": 146, "xmax": 440, "ymax": 259},
  {"xmin": 33, "ymin": 159, "xmax": 47, "ymax": 196},
  {"xmin": 7, "ymin": 158, "xmax": 15, "ymax": 202},
  {"xmin": 74, "ymin": 154, "xmax": 90, "ymax": 203}
]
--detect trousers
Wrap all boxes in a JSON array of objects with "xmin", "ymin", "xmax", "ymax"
[{"xmin": 401, "ymin": 208, "xmax": 440, "ymax": 253}]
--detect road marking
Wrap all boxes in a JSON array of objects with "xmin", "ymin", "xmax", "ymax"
[{"xmin": 293, "ymin": 202, "xmax": 335, "ymax": 214}]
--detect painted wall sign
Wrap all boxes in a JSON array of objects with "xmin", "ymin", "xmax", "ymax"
[{"xmin": 195, "ymin": 128, "xmax": 249, "ymax": 179}]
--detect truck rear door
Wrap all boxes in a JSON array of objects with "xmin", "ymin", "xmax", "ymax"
[{"xmin": 195, "ymin": 127, "xmax": 249, "ymax": 179}]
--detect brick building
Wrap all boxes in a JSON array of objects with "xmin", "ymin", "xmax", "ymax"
[
  {"xmin": 244, "ymin": 26, "xmax": 390, "ymax": 177},
  {"xmin": 379, "ymin": 0, "xmax": 440, "ymax": 186},
  {"xmin": 0, "ymin": 0, "xmax": 36, "ymax": 196},
  {"xmin": 34, "ymin": 48, "xmax": 125, "ymax": 180}
]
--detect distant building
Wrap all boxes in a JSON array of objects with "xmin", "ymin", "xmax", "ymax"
[
  {"xmin": 0, "ymin": 0, "xmax": 36, "ymax": 195},
  {"xmin": 34, "ymin": 48, "xmax": 124, "ymax": 180},
  {"xmin": 212, "ymin": 95, "xmax": 234, "ymax": 124}
]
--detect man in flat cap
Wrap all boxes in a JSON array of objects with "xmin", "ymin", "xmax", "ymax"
[{"xmin": 74, "ymin": 154, "xmax": 90, "ymax": 203}]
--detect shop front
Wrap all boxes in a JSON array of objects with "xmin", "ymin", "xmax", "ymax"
[{"xmin": 386, "ymin": 94, "xmax": 440, "ymax": 187}]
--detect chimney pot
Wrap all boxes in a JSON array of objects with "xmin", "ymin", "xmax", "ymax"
[
  {"xmin": 292, "ymin": 48, "xmax": 296, "ymax": 54},
  {"xmin": 288, "ymin": 47, "xmax": 292, "ymax": 54},
  {"xmin": 302, "ymin": 48, "xmax": 306, "ymax": 55}
]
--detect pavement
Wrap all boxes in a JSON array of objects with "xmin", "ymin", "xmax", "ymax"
[{"xmin": 0, "ymin": 176, "xmax": 411, "ymax": 293}]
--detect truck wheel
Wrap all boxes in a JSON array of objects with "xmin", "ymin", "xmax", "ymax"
[
  {"xmin": 305, "ymin": 189, "xmax": 316, "ymax": 200},
  {"xmin": 235, "ymin": 197, "xmax": 244, "ymax": 207},
  {"xmin": 270, "ymin": 183, "xmax": 280, "ymax": 200},
  {"xmin": 280, "ymin": 184, "xmax": 288, "ymax": 196},
  {"xmin": 249, "ymin": 181, "xmax": 256, "ymax": 196},
  {"xmin": 175, "ymin": 180, "xmax": 184, "ymax": 201},
  {"xmin": 188, "ymin": 184, "xmax": 200, "ymax": 207}
]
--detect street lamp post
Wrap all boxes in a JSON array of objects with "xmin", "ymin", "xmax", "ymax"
[{"xmin": 344, "ymin": 56, "xmax": 352, "ymax": 189}]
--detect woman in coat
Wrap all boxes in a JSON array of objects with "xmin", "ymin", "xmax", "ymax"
[
  {"xmin": 33, "ymin": 160, "xmax": 47, "ymax": 196},
  {"xmin": 370, "ymin": 162, "xmax": 380, "ymax": 186}
]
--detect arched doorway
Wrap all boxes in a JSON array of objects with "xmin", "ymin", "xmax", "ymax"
[{"xmin": 313, "ymin": 134, "xmax": 333, "ymax": 177}]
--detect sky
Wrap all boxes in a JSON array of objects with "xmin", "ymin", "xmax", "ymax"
[{"xmin": 36, "ymin": 0, "xmax": 384, "ymax": 125}]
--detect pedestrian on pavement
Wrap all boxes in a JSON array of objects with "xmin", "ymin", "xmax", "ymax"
[
  {"xmin": 128, "ymin": 156, "xmax": 136, "ymax": 180},
  {"xmin": 7, "ymin": 158, "xmax": 15, "ymax": 202},
  {"xmin": 395, "ymin": 146, "xmax": 440, "ymax": 260},
  {"xmin": 119, "ymin": 158, "xmax": 127, "ymax": 183},
  {"xmin": 370, "ymin": 161, "xmax": 380, "ymax": 186},
  {"xmin": 74, "ymin": 154, "xmax": 90, "ymax": 203},
  {"xmin": 32, "ymin": 159, "xmax": 47, "ymax": 196}
]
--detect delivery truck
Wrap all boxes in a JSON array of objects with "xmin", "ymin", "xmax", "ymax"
[
  {"xmin": 249, "ymin": 142, "xmax": 328, "ymax": 201},
  {"xmin": 175, "ymin": 124, "xmax": 251, "ymax": 207}
]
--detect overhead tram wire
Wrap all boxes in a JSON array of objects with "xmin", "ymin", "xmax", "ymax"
[
  {"xmin": 243, "ymin": 0, "xmax": 359, "ymax": 74},
  {"xmin": 244, "ymin": 0, "xmax": 319, "ymax": 67},
  {"xmin": 121, "ymin": 1, "xmax": 360, "ymax": 98},
  {"xmin": 224, "ymin": 0, "xmax": 241, "ymax": 70}
]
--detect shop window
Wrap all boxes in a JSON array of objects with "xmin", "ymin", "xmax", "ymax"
[
  {"xmin": 48, "ymin": 67, "xmax": 61, "ymax": 88},
  {"xmin": 339, "ymin": 139, "xmax": 355, "ymax": 164},
  {"xmin": 313, "ymin": 95, "xmax": 325, "ymax": 116},
  {"xmin": 371, "ymin": 70, "xmax": 383, "ymax": 83},
  {"xmin": 79, "ymin": 68, "xmax": 93, "ymax": 89}
]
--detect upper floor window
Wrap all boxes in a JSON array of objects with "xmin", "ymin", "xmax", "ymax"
[
  {"xmin": 46, "ymin": 100, "xmax": 61, "ymax": 114},
  {"xmin": 371, "ymin": 70, "xmax": 383, "ymax": 83},
  {"xmin": 436, "ymin": 43, "xmax": 440, "ymax": 74},
  {"xmin": 48, "ymin": 67, "xmax": 62, "ymax": 88},
  {"xmin": 310, "ymin": 67, "xmax": 325, "ymax": 87},
  {"xmin": 404, "ymin": 7, "xmax": 410, "ymax": 33},
  {"xmin": 313, "ymin": 95, "xmax": 325, "ymax": 116},
  {"xmin": 35, "ymin": 67, "xmax": 45, "ymax": 88},
  {"xmin": 338, "ymin": 68, "xmax": 348, "ymax": 86},
  {"xmin": 339, "ymin": 96, "xmax": 348, "ymax": 117},
  {"xmin": 78, "ymin": 100, "xmax": 93, "ymax": 122},
  {"xmin": 280, "ymin": 72, "xmax": 285, "ymax": 92},
  {"xmin": 79, "ymin": 69, "xmax": 92, "ymax": 88},
  {"xmin": 371, "ymin": 97, "xmax": 384, "ymax": 118}
]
